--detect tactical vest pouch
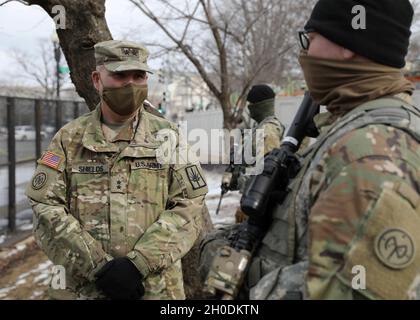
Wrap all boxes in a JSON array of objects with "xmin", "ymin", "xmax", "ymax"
[{"xmin": 338, "ymin": 182, "xmax": 420, "ymax": 299}]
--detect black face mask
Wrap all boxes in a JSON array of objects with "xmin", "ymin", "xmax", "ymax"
[{"xmin": 248, "ymin": 99, "xmax": 275, "ymax": 123}]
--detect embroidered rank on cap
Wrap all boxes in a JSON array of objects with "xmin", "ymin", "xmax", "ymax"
[
  {"xmin": 121, "ymin": 47, "xmax": 139, "ymax": 57},
  {"xmin": 185, "ymin": 165, "xmax": 207, "ymax": 190},
  {"xmin": 40, "ymin": 151, "xmax": 64, "ymax": 170}
]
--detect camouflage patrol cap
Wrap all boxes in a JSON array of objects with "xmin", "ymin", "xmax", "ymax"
[{"xmin": 94, "ymin": 40, "xmax": 153, "ymax": 73}]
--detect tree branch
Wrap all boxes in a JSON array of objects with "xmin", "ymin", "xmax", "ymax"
[{"xmin": 129, "ymin": 0, "xmax": 222, "ymax": 99}]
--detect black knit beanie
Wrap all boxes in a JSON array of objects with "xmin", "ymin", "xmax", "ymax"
[
  {"xmin": 247, "ymin": 84, "xmax": 275, "ymax": 103},
  {"xmin": 304, "ymin": 0, "xmax": 414, "ymax": 68}
]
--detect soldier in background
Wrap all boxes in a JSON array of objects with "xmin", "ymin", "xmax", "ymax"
[
  {"xmin": 26, "ymin": 40, "xmax": 208, "ymax": 300},
  {"xmin": 221, "ymin": 84, "xmax": 285, "ymax": 222},
  {"xmin": 248, "ymin": 0, "xmax": 420, "ymax": 299},
  {"xmin": 201, "ymin": 0, "xmax": 420, "ymax": 300}
]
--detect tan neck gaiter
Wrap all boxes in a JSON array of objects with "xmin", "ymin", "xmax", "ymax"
[{"xmin": 298, "ymin": 52, "xmax": 414, "ymax": 119}]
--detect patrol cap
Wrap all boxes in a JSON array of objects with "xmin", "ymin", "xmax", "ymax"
[{"xmin": 94, "ymin": 40, "xmax": 153, "ymax": 74}]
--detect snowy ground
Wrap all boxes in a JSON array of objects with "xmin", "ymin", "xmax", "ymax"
[
  {"xmin": 0, "ymin": 165, "xmax": 239, "ymax": 300},
  {"xmin": 202, "ymin": 165, "xmax": 242, "ymax": 228}
]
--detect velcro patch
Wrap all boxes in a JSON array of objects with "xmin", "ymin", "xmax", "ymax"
[
  {"xmin": 121, "ymin": 47, "xmax": 139, "ymax": 57},
  {"xmin": 185, "ymin": 165, "xmax": 207, "ymax": 190},
  {"xmin": 39, "ymin": 151, "xmax": 64, "ymax": 171},
  {"xmin": 131, "ymin": 160, "xmax": 164, "ymax": 170},
  {"xmin": 374, "ymin": 228, "xmax": 416, "ymax": 270},
  {"xmin": 73, "ymin": 164, "xmax": 109, "ymax": 174},
  {"xmin": 340, "ymin": 184, "xmax": 420, "ymax": 299},
  {"xmin": 31, "ymin": 172, "xmax": 48, "ymax": 190}
]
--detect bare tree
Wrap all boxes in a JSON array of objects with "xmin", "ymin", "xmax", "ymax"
[
  {"xmin": 10, "ymin": 40, "xmax": 70, "ymax": 99},
  {"xmin": 129, "ymin": 0, "xmax": 315, "ymax": 128},
  {"xmin": 1, "ymin": 0, "xmax": 113, "ymax": 109},
  {"xmin": 223, "ymin": 0, "xmax": 316, "ymax": 102}
]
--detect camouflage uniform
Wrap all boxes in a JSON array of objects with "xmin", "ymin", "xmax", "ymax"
[
  {"xmin": 236, "ymin": 116, "xmax": 285, "ymax": 193},
  {"xmin": 249, "ymin": 94, "xmax": 420, "ymax": 300},
  {"xmin": 26, "ymin": 105, "xmax": 208, "ymax": 299}
]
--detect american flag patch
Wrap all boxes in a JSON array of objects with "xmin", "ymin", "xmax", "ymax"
[{"xmin": 40, "ymin": 151, "xmax": 64, "ymax": 170}]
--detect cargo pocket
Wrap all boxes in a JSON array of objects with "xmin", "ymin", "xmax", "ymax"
[{"xmin": 339, "ymin": 182, "xmax": 420, "ymax": 299}]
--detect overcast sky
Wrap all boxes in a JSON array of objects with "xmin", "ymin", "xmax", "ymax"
[
  {"xmin": 0, "ymin": 0, "xmax": 163, "ymax": 86},
  {"xmin": 1, "ymin": 1, "xmax": 419, "ymax": 88}
]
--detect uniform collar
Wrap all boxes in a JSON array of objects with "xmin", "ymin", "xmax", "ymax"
[
  {"xmin": 82, "ymin": 104, "xmax": 162, "ymax": 155},
  {"xmin": 313, "ymin": 94, "xmax": 415, "ymax": 135}
]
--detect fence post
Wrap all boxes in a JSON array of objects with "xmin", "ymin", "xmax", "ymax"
[
  {"xmin": 55, "ymin": 99, "xmax": 62, "ymax": 132},
  {"xmin": 6, "ymin": 97, "xmax": 16, "ymax": 233},
  {"xmin": 73, "ymin": 101, "xmax": 79, "ymax": 119},
  {"xmin": 35, "ymin": 99, "xmax": 42, "ymax": 162}
]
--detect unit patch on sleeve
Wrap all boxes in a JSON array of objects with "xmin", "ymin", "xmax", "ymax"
[
  {"xmin": 185, "ymin": 165, "xmax": 207, "ymax": 190},
  {"xmin": 31, "ymin": 172, "xmax": 48, "ymax": 190}
]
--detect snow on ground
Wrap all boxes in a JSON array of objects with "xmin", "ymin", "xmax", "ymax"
[
  {"xmin": 0, "ymin": 256, "xmax": 51, "ymax": 300},
  {"xmin": 202, "ymin": 165, "xmax": 241, "ymax": 228}
]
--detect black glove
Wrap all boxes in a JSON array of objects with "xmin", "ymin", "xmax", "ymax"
[{"xmin": 95, "ymin": 257, "xmax": 145, "ymax": 300}]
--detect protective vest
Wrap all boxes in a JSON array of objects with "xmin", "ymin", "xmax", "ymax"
[{"xmin": 246, "ymin": 97, "xmax": 420, "ymax": 288}]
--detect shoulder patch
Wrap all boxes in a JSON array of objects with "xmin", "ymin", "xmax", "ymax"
[
  {"xmin": 31, "ymin": 172, "xmax": 48, "ymax": 190},
  {"xmin": 39, "ymin": 151, "xmax": 64, "ymax": 171},
  {"xmin": 374, "ymin": 228, "xmax": 416, "ymax": 270},
  {"xmin": 175, "ymin": 164, "xmax": 208, "ymax": 199},
  {"xmin": 185, "ymin": 165, "xmax": 207, "ymax": 190}
]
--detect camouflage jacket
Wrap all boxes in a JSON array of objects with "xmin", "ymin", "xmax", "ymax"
[
  {"xmin": 236, "ymin": 116, "xmax": 284, "ymax": 192},
  {"xmin": 250, "ymin": 95, "xmax": 420, "ymax": 300},
  {"xmin": 26, "ymin": 105, "xmax": 208, "ymax": 300}
]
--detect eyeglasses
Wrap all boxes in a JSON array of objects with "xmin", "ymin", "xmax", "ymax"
[{"xmin": 298, "ymin": 29, "xmax": 313, "ymax": 50}]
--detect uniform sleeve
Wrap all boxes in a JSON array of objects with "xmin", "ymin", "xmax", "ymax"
[
  {"xmin": 249, "ymin": 125, "xmax": 420, "ymax": 300},
  {"xmin": 263, "ymin": 122, "xmax": 284, "ymax": 156},
  {"xmin": 250, "ymin": 261, "xmax": 308, "ymax": 300},
  {"xmin": 25, "ymin": 132, "xmax": 111, "ymax": 283},
  {"xmin": 126, "ymin": 140, "xmax": 208, "ymax": 278},
  {"xmin": 306, "ymin": 126, "xmax": 420, "ymax": 300}
]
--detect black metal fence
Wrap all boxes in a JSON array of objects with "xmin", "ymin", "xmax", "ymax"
[{"xmin": 0, "ymin": 96, "xmax": 89, "ymax": 234}]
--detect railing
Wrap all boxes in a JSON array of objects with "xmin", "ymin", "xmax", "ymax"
[{"xmin": 0, "ymin": 96, "xmax": 89, "ymax": 233}]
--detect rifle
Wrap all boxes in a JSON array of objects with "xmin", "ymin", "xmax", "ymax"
[
  {"xmin": 204, "ymin": 92, "xmax": 319, "ymax": 299},
  {"xmin": 215, "ymin": 130, "xmax": 244, "ymax": 215},
  {"xmin": 215, "ymin": 188, "xmax": 227, "ymax": 215}
]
